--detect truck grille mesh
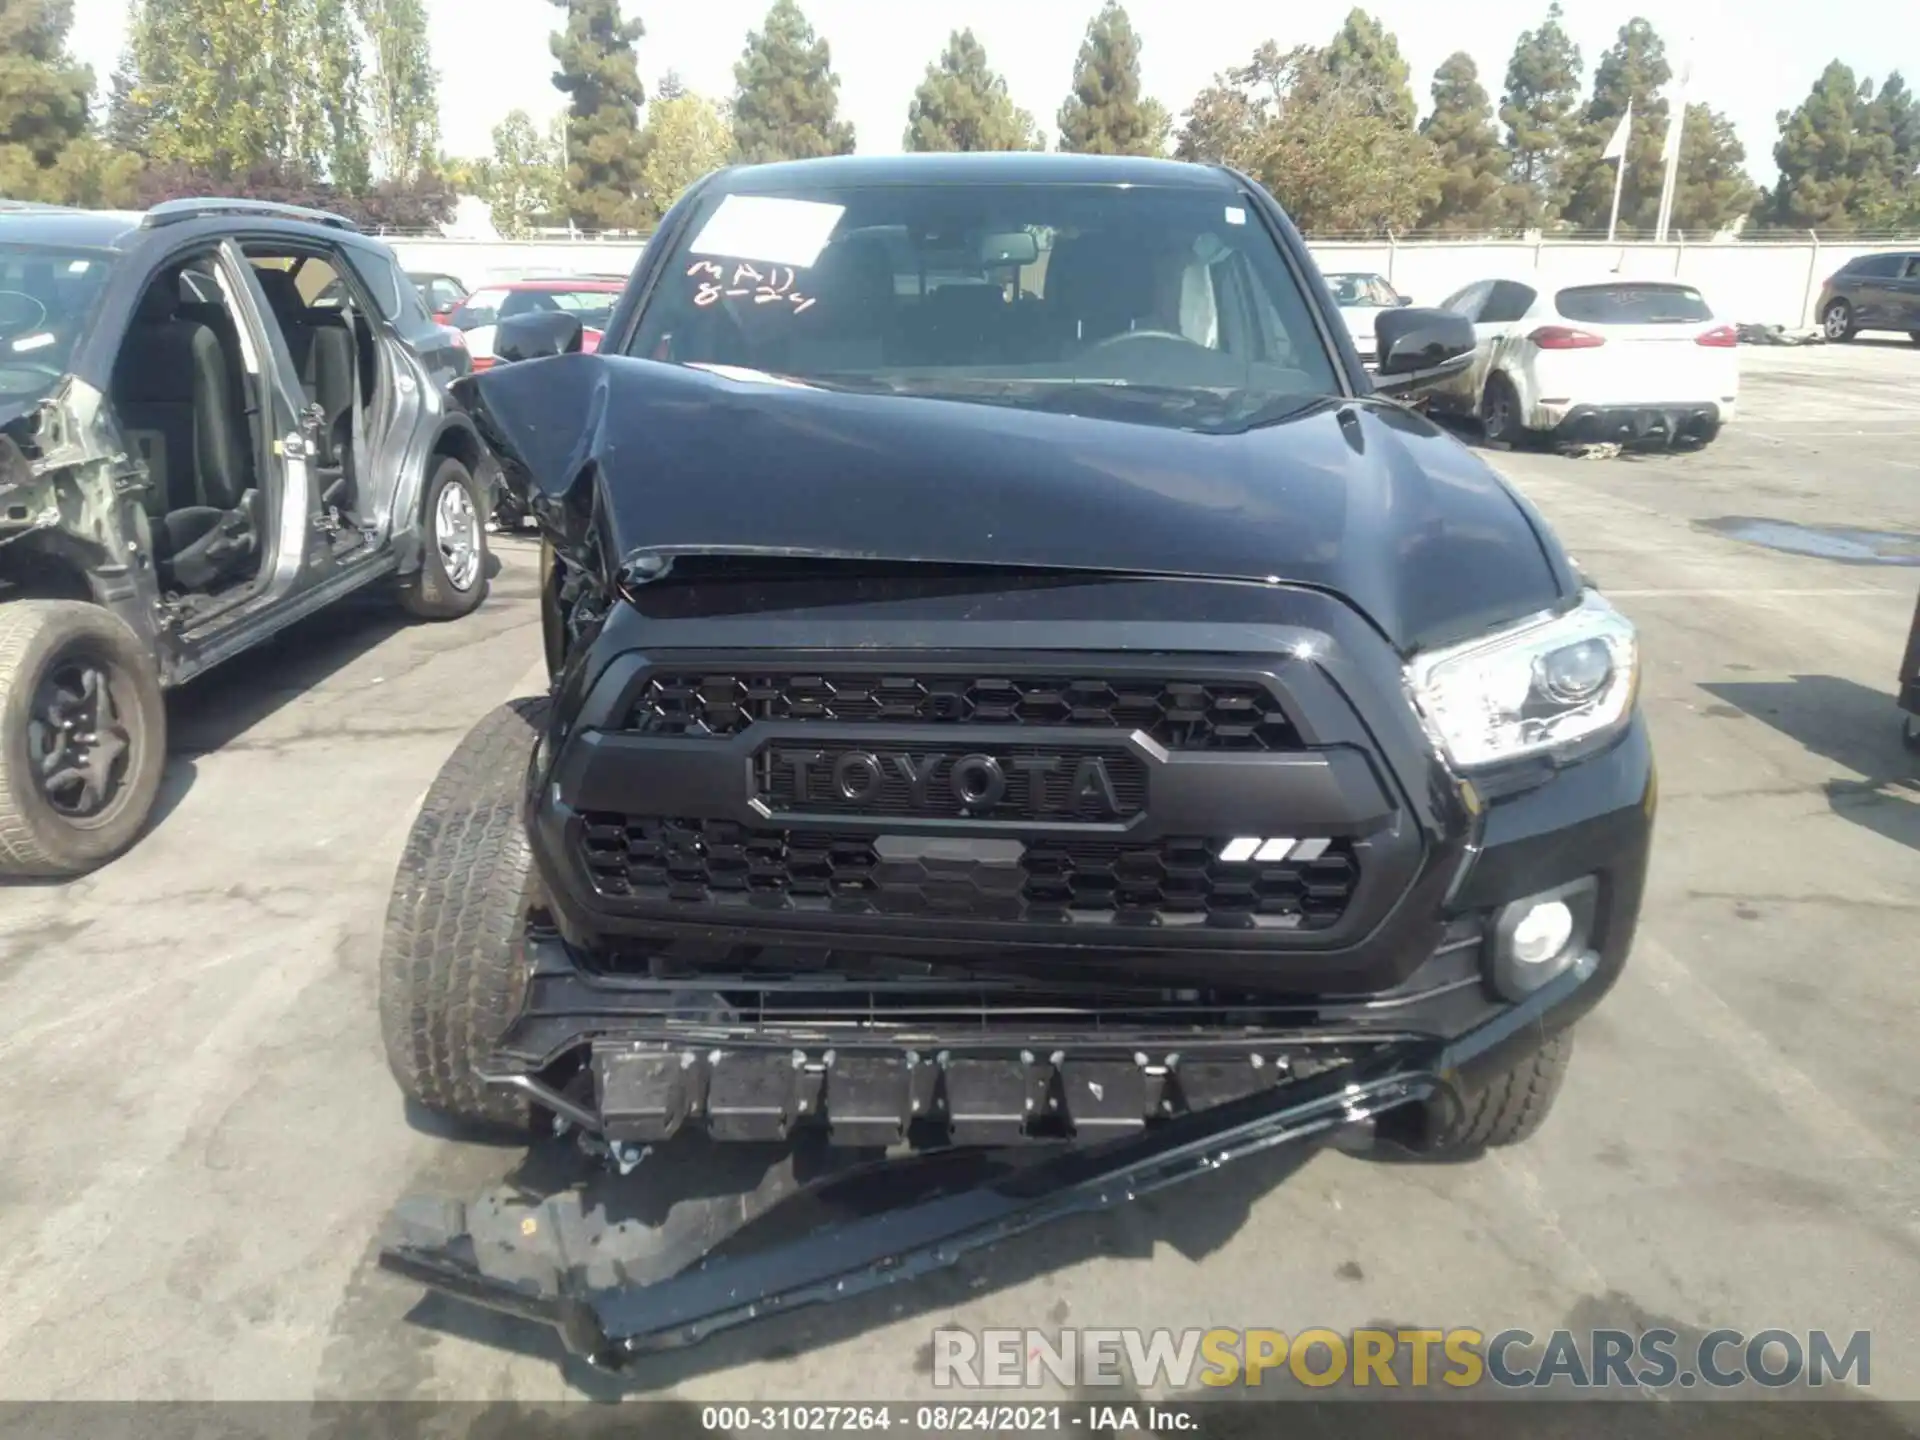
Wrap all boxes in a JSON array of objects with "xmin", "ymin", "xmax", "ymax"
[
  {"xmin": 579, "ymin": 816, "xmax": 1359, "ymax": 931},
  {"xmin": 627, "ymin": 673, "xmax": 1300, "ymax": 752}
]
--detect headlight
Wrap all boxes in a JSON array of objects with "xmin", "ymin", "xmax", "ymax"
[{"xmin": 1405, "ymin": 590, "xmax": 1638, "ymax": 769}]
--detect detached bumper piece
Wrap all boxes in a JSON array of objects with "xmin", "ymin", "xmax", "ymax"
[
  {"xmin": 1552, "ymin": 403, "xmax": 1721, "ymax": 448},
  {"xmin": 378, "ymin": 1056, "xmax": 1434, "ymax": 1368},
  {"xmin": 587, "ymin": 1035, "xmax": 1375, "ymax": 1149}
]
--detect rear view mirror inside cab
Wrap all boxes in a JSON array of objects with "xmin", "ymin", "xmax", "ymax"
[{"xmin": 978, "ymin": 232, "xmax": 1040, "ymax": 268}]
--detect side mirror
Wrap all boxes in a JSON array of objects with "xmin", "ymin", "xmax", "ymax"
[
  {"xmin": 495, "ymin": 311, "xmax": 585, "ymax": 365},
  {"xmin": 1396, "ymin": 294, "xmax": 1415, "ymax": 306},
  {"xmin": 1371, "ymin": 307, "xmax": 1476, "ymax": 396}
]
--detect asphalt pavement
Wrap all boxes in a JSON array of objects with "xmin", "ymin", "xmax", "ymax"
[{"xmin": 0, "ymin": 342, "xmax": 1915, "ymax": 1406}]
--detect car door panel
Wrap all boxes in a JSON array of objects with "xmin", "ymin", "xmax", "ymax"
[
  {"xmin": 213, "ymin": 240, "xmax": 319, "ymax": 598},
  {"xmin": 1899, "ymin": 257, "xmax": 1920, "ymax": 328}
]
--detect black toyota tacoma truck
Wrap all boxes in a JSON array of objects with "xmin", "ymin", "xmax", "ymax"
[{"xmin": 376, "ymin": 154, "xmax": 1654, "ymax": 1367}]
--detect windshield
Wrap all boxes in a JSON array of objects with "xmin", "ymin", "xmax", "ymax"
[
  {"xmin": 455, "ymin": 286, "xmax": 617, "ymax": 331},
  {"xmin": 1555, "ymin": 283, "xmax": 1713, "ymax": 325},
  {"xmin": 1325, "ymin": 272, "xmax": 1398, "ymax": 307},
  {"xmin": 629, "ymin": 182, "xmax": 1342, "ymax": 432},
  {"xmin": 0, "ymin": 245, "xmax": 114, "ymax": 402}
]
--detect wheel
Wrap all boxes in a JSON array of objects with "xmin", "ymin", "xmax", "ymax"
[
  {"xmin": 378, "ymin": 697, "xmax": 548, "ymax": 1133},
  {"xmin": 1903, "ymin": 713, "xmax": 1920, "ymax": 754},
  {"xmin": 400, "ymin": 456, "xmax": 490, "ymax": 620},
  {"xmin": 1409, "ymin": 1032, "xmax": 1574, "ymax": 1155},
  {"xmin": 0, "ymin": 600, "xmax": 167, "ymax": 879},
  {"xmin": 1822, "ymin": 299, "xmax": 1856, "ymax": 342},
  {"xmin": 1480, "ymin": 373, "xmax": 1534, "ymax": 448},
  {"xmin": 1909, "ymin": 331, "xmax": 1920, "ymax": 346}
]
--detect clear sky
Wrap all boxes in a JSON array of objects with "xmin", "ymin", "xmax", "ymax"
[{"xmin": 67, "ymin": 0, "xmax": 1920, "ymax": 184}]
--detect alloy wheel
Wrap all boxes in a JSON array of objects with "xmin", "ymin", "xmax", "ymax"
[
  {"xmin": 27, "ymin": 653, "xmax": 135, "ymax": 822},
  {"xmin": 435, "ymin": 479, "xmax": 483, "ymax": 592}
]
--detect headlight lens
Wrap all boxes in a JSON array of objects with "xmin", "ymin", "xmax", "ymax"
[{"xmin": 1405, "ymin": 590, "xmax": 1638, "ymax": 769}]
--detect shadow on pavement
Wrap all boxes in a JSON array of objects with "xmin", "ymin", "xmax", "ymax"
[{"xmin": 1701, "ymin": 674, "xmax": 1920, "ymax": 854}]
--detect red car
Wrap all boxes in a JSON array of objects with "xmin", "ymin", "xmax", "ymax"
[{"xmin": 445, "ymin": 278, "xmax": 622, "ymax": 371}]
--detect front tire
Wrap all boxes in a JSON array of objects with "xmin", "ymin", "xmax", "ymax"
[
  {"xmin": 0, "ymin": 600, "xmax": 167, "ymax": 879},
  {"xmin": 378, "ymin": 698, "xmax": 547, "ymax": 1133},
  {"xmin": 400, "ymin": 456, "xmax": 490, "ymax": 620},
  {"xmin": 1409, "ymin": 1032, "xmax": 1574, "ymax": 1155},
  {"xmin": 1823, "ymin": 300, "xmax": 1856, "ymax": 342},
  {"xmin": 1903, "ymin": 713, "xmax": 1920, "ymax": 754}
]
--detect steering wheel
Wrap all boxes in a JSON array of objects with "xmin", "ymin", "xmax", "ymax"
[{"xmin": 1081, "ymin": 328, "xmax": 1192, "ymax": 353}]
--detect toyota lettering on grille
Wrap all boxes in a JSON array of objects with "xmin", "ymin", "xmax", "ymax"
[{"xmin": 759, "ymin": 747, "xmax": 1143, "ymax": 820}]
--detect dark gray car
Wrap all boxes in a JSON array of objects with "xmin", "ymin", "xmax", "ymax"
[
  {"xmin": 0, "ymin": 198, "xmax": 495, "ymax": 878},
  {"xmin": 1816, "ymin": 250, "xmax": 1920, "ymax": 342}
]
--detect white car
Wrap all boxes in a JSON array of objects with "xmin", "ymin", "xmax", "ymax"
[
  {"xmin": 1322, "ymin": 270, "xmax": 1413, "ymax": 366},
  {"xmin": 1425, "ymin": 274, "xmax": 1739, "ymax": 448}
]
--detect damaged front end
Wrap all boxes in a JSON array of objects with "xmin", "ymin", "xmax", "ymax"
[
  {"xmin": 377, "ymin": 934, "xmax": 1590, "ymax": 1369},
  {"xmin": 385, "ymin": 352, "xmax": 1646, "ymax": 1366},
  {"xmin": 0, "ymin": 379, "xmax": 151, "ymax": 618}
]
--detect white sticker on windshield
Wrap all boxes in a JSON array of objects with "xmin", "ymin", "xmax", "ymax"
[
  {"xmin": 1225, "ymin": 206, "xmax": 1247, "ymax": 225},
  {"xmin": 689, "ymin": 194, "xmax": 847, "ymax": 269},
  {"xmin": 10, "ymin": 332, "xmax": 55, "ymax": 353}
]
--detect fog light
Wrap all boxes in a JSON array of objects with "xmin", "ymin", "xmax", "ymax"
[
  {"xmin": 1486, "ymin": 878, "xmax": 1598, "ymax": 1001},
  {"xmin": 1511, "ymin": 900, "xmax": 1574, "ymax": 966}
]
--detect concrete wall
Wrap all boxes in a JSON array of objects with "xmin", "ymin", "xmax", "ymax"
[{"xmin": 385, "ymin": 236, "xmax": 1920, "ymax": 331}]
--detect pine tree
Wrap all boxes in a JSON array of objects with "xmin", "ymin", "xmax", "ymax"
[
  {"xmin": 1855, "ymin": 71, "xmax": 1920, "ymax": 229},
  {"xmin": 1668, "ymin": 103, "xmax": 1755, "ymax": 235},
  {"xmin": 904, "ymin": 29, "xmax": 1038, "ymax": 152},
  {"xmin": 550, "ymin": 0, "xmax": 649, "ymax": 230},
  {"xmin": 1765, "ymin": 61, "xmax": 1871, "ymax": 231},
  {"xmin": 358, "ymin": 0, "xmax": 439, "ymax": 182},
  {"xmin": 1057, "ymin": 2, "xmax": 1169, "ymax": 156},
  {"xmin": 1499, "ymin": 1, "xmax": 1583, "ymax": 226},
  {"xmin": 1559, "ymin": 18, "xmax": 1671, "ymax": 233},
  {"xmin": 1418, "ymin": 52, "xmax": 1513, "ymax": 232},
  {"xmin": 0, "ymin": 0, "xmax": 92, "ymax": 179},
  {"xmin": 730, "ymin": 0, "xmax": 855, "ymax": 165},
  {"xmin": 1323, "ymin": 8, "xmax": 1415, "ymax": 128}
]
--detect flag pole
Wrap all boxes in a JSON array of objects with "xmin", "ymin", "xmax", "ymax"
[
  {"xmin": 1655, "ymin": 53, "xmax": 1691, "ymax": 242},
  {"xmin": 1607, "ymin": 100, "xmax": 1630, "ymax": 243}
]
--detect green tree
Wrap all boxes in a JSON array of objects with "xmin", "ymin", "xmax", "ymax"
[
  {"xmin": 550, "ymin": 0, "xmax": 649, "ymax": 230},
  {"xmin": 357, "ymin": 0, "xmax": 438, "ymax": 182},
  {"xmin": 0, "ymin": 0, "xmax": 93, "ymax": 192},
  {"xmin": 641, "ymin": 90, "xmax": 731, "ymax": 213},
  {"xmin": 730, "ymin": 0, "xmax": 855, "ymax": 164},
  {"xmin": 1324, "ymin": 8, "xmax": 1415, "ymax": 128},
  {"xmin": 1764, "ymin": 60, "xmax": 1874, "ymax": 231},
  {"xmin": 1668, "ymin": 103, "xmax": 1756, "ymax": 234},
  {"xmin": 1499, "ymin": 2, "xmax": 1583, "ymax": 225},
  {"xmin": 475, "ymin": 108, "xmax": 564, "ymax": 237},
  {"xmin": 1559, "ymin": 19, "xmax": 1672, "ymax": 232},
  {"xmin": 904, "ymin": 29, "xmax": 1038, "ymax": 152},
  {"xmin": 1057, "ymin": 2, "xmax": 1169, "ymax": 155},
  {"xmin": 315, "ymin": 0, "xmax": 370, "ymax": 190},
  {"xmin": 1175, "ymin": 41, "xmax": 1438, "ymax": 234},
  {"xmin": 1854, "ymin": 71, "xmax": 1920, "ymax": 229},
  {"xmin": 1418, "ymin": 52, "xmax": 1513, "ymax": 232},
  {"xmin": 118, "ymin": 0, "xmax": 305, "ymax": 177}
]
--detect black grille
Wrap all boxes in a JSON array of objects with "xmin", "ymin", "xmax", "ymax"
[
  {"xmin": 628, "ymin": 673, "xmax": 1299, "ymax": 751},
  {"xmin": 579, "ymin": 816, "xmax": 1359, "ymax": 930},
  {"xmin": 755, "ymin": 743, "xmax": 1147, "ymax": 819}
]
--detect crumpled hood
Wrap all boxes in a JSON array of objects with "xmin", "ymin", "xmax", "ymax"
[{"xmin": 459, "ymin": 354, "xmax": 1573, "ymax": 653}]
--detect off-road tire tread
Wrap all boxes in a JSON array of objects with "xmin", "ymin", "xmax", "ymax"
[
  {"xmin": 400, "ymin": 456, "xmax": 489, "ymax": 621},
  {"xmin": 0, "ymin": 600, "xmax": 165, "ymax": 878},
  {"xmin": 1429, "ymin": 1032, "xmax": 1574, "ymax": 1153},
  {"xmin": 378, "ymin": 697, "xmax": 547, "ymax": 1133}
]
